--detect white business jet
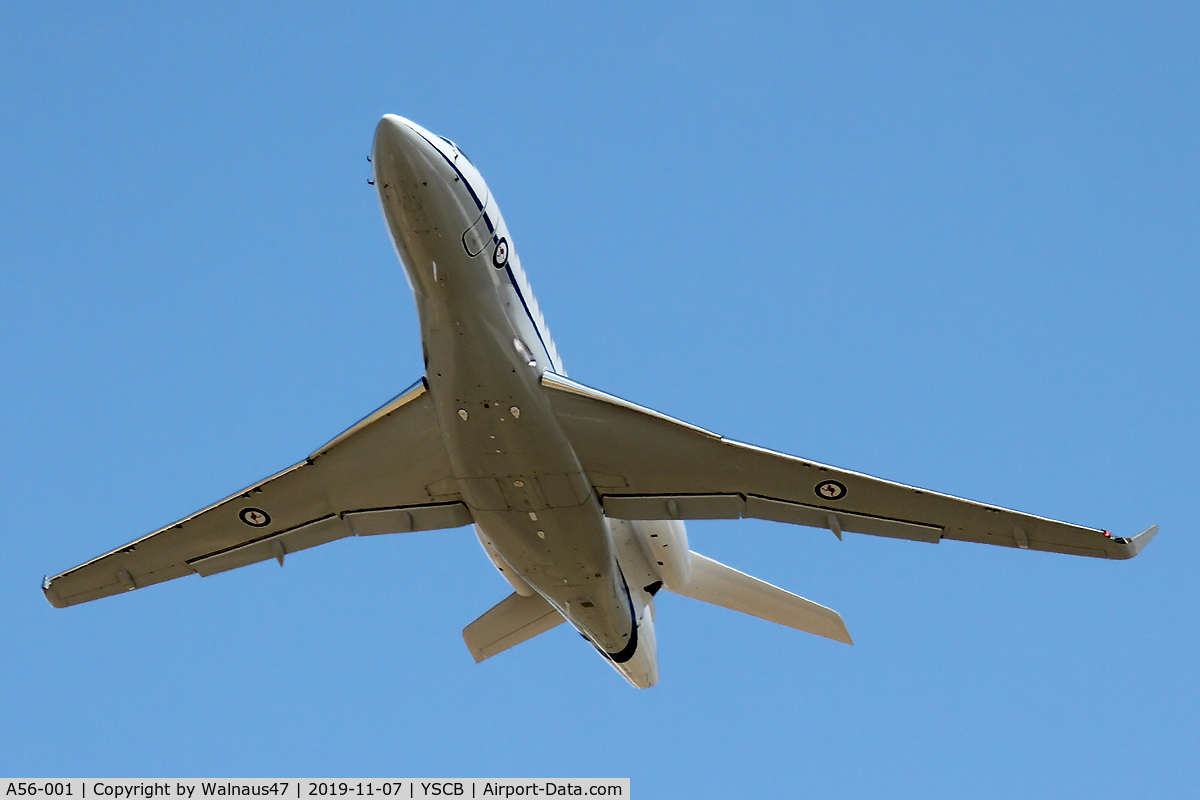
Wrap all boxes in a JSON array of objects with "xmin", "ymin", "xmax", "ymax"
[{"xmin": 44, "ymin": 115, "xmax": 1157, "ymax": 688}]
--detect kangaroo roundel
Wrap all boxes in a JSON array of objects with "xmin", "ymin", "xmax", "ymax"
[
  {"xmin": 815, "ymin": 480, "xmax": 847, "ymax": 501},
  {"xmin": 492, "ymin": 237, "xmax": 509, "ymax": 268},
  {"xmin": 239, "ymin": 508, "xmax": 271, "ymax": 527}
]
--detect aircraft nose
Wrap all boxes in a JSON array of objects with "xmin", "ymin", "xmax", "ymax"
[
  {"xmin": 371, "ymin": 114, "xmax": 463, "ymax": 197},
  {"xmin": 372, "ymin": 114, "xmax": 426, "ymax": 164},
  {"xmin": 370, "ymin": 115, "xmax": 447, "ymax": 211},
  {"xmin": 371, "ymin": 114, "xmax": 489, "ymax": 275}
]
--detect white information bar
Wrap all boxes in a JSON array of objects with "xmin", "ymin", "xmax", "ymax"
[{"xmin": 2, "ymin": 781, "xmax": 629, "ymax": 800}]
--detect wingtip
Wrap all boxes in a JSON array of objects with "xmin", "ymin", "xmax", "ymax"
[
  {"xmin": 822, "ymin": 608, "xmax": 854, "ymax": 645},
  {"xmin": 42, "ymin": 576, "xmax": 66, "ymax": 609},
  {"xmin": 1112, "ymin": 524, "xmax": 1158, "ymax": 559},
  {"xmin": 1127, "ymin": 524, "xmax": 1158, "ymax": 557}
]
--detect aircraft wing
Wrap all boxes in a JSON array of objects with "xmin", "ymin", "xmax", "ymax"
[
  {"xmin": 44, "ymin": 379, "xmax": 472, "ymax": 608},
  {"xmin": 543, "ymin": 373, "xmax": 1156, "ymax": 560}
]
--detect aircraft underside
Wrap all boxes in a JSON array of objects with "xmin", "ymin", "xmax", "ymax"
[{"xmin": 42, "ymin": 115, "xmax": 1155, "ymax": 689}]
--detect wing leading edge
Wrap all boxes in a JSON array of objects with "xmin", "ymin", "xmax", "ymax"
[
  {"xmin": 44, "ymin": 378, "xmax": 473, "ymax": 608},
  {"xmin": 542, "ymin": 373, "xmax": 1156, "ymax": 560}
]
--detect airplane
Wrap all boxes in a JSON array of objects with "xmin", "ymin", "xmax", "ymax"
[{"xmin": 43, "ymin": 115, "xmax": 1158, "ymax": 688}]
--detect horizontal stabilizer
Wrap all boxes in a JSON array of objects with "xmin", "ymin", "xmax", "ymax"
[
  {"xmin": 463, "ymin": 591, "xmax": 565, "ymax": 663},
  {"xmin": 668, "ymin": 551, "xmax": 853, "ymax": 645}
]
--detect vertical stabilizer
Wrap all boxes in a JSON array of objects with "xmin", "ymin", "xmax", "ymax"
[{"xmin": 668, "ymin": 551, "xmax": 853, "ymax": 645}]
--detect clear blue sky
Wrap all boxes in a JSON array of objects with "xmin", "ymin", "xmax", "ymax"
[{"xmin": 3, "ymin": 2, "xmax": 1197, "ymax": 796}]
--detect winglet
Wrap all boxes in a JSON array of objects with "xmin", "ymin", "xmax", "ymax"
[{"xmin": 1116, "ymin": 524, "xmax": 1158, "ymax": 559}]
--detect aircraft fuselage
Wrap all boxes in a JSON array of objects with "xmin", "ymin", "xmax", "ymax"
[{"xmin": 371, "ymin": 116, "xmax": 658, "ymax": 686}]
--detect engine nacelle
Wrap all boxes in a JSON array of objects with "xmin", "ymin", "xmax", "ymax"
[
  {"xmin": 604, "ymin": 517, "xmax": 661, "ymax": 688},
  {"xmin": 631, "ymin": 518, "xmax": 691, "ymax": 591},
  {"xmin": 474, "ymin": 524, "xmax": 535, "ymax": 596},
  {"xmin": 607, "ymin": 518, "xmax": 659, "ymax": 600}
]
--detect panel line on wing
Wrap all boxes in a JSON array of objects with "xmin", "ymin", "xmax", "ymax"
[{"xmin": 600, "ymin": 492, "xmax": 945, "ymax": 544}]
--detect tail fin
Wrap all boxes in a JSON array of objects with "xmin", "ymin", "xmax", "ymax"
[
  {"xmin": 463, "ymin": 591, "xmax": 566, "ymax": 663},
  {"xmin": 668, "ymin": 551, "xmax": 853, "ymax": 645}
]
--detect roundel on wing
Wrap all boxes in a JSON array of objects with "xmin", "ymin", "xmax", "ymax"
[
  {"xmin": 815, "ymin": 480, "xmax": 847, "ymax": 501},
  {"xmin": 239, "ymin": 507, "xmax": 271, "ymax": 527}
]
